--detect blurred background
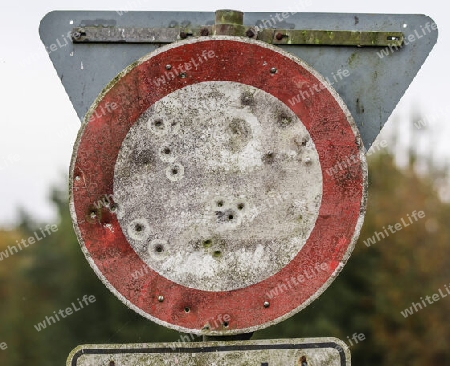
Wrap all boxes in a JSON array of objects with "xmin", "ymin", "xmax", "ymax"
[{"xmin": 1, "ymin": 0, "xmax": 449, "ymax": 365}]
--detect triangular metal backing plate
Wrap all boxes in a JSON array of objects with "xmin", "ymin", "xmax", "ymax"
[{"xmin": 39, "ymin": 11, "xmax": 437, "ymax": 150}]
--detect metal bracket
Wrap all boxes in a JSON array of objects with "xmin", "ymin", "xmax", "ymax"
[{"xmin": 71, "ymin": 9, "xmax": 404, "ymax": 48}]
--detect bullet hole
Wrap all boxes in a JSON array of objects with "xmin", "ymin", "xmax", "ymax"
[
  {"xmin": 153, "ymin": 119, "xmax": 164, "ymax": 129},
  {"xmin": 110, "ymin": 204, "xmax": 118, "ymax": 212},
  {"xmin": 166, "ymin": 163, "xmax": 184, "ymax": 181},
  {"xmin": 228, "ymin": 214, "xmax": 234, "ymax": 220},
  {"xmin": 229, "ymin": 118, "xmax": 250, "ymax": 137},
  {"xmin": 109, "ymin": 361, "xmax": 115, "ymax": 366},
  {"xmin": 217, "ymin": 200, "xmax": 224, "ymax": 207},
  {"xmin": 223, "ymin": 321, "xmax": 229, "ymax": 327},
  {"xmin": 213, "ymin": 250, "xmax": 222, "ymax": 257},
  {"xmin": 203, "ymin": 239, "xmax": 212, "ymax": 248},
  {"xmin": 163, "ymin": 147, "xmax": 171, "ymax": 155},
  {"xmin": 262, "ymin": 152, "xmax": 275, "ymax": 164},
  {"xmin": 184, "ymin": 307, "xmax": 190, "ymax": 313},
  {"xmin": 155, "ymin": 244, "xmax": 164, "ymax": 253},
  {"xmin": 278, "ymin": 113, "xmax": 293, "ymax": 127},
  {"xmin": 237, "ymin": 203, "xmax": 245, "ymax": 210},
  {"xmin": 135, "ymin": 223, "xmax": 143, "ymax": 232}
]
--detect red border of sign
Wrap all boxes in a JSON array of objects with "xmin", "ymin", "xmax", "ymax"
[{"xmin": 70, "ymin": 37, "xmax": 366, "ymax": 334}]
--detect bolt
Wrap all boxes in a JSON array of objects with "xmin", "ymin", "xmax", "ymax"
[
  {"xmin": 264, "ymin": 301, "xmax": 270, "ymax": 308},
  {"xmin": 270, "ymin": 67, "xmax": 277, "ymax": 74},
  {"xmin": 165, "ymin": 64, "xmax": 172, "ymax": 70},
  {"xmin": 180, "ymin": 31, "xmax": 188, "ymax": 39},
  {"xmin": 275, "ymin": 32, "xmax": 284, "ymax": 41},
  {"xmin": 72, "ymin": 31, "xmax": 81, "ymax": 40},
  {"xmin": 158, "ymin": 296, "xmax": 164, "ymax": 302},
  {"xmin": 200, "ymin": 28, "xmax": 209, "ymax": 36},
  {"xmin": 246, "ymin": 29, "xmax": 255, "ymax": 38}
]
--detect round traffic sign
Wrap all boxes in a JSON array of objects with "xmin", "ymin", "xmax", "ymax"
[{"xmin": 70, "ymin": 36, "xmax": 367, "ymax": 335}]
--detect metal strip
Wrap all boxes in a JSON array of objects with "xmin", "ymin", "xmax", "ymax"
[{"xmin": 72, "ymin": 26, "xmax": 403, "ymax": 47}]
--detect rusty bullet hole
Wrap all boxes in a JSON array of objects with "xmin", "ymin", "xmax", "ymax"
[
  {"xmin": 246, "ymin": 29, "xmax": 255, "ymax": 38},
  {"xmin": 213, "ymin": 250, "xmax": 222, "ymax": 257},
  {"xmin": 203, "ymin": 239, "xmax": 212, "ymax": 247},
  {"xmin": 184, "ymin": 307, "xmax": 190, "ymax": 313},
  {"xmin": 237, "ymin": 203, "xmax": 245, "ymax": 210},
  {"xmin": 155, "ymin": 244, "xmax": 164, "ymax": 253},
  {"xmin": 217, "ymin": 200, "xmax": 224, "ymax": 207},
  {"xmin": 200, "ymin": 28, "xmax": 209, "ymax": 36},
  {"xmin": 135, "ymin": 223, "xmax": 143, "ymax": 232}
]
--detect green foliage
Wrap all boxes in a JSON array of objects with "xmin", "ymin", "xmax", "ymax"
[{"xmin": 0, "ymin": 149, "xmax": 449, "ymax": 365}]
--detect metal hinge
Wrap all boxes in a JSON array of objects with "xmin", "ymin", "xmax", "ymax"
[{"xmin": 71, "ymin": 9, "xmax": 404, "ymax": 48}]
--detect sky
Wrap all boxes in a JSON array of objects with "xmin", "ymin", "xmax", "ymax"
[{"xmin": 0, "ymin": 0, "xmax": 448, "ymax": 226}]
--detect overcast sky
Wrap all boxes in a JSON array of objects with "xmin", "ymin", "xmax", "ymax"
[{"xmin": 0, "ymin": 0, "xmax": 447, "ymax": 226}]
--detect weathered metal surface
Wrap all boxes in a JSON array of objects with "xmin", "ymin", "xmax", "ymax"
[
  {"xmin": 67, "ymin": 338, "xmax": 351, "ymax": 366},
  {"xmin": 69, "ymin": 37, "xmax": 367, "ymax": 335},
  {"xmin": 115, "ymin": 81, "xmax": 323, "ymax": 292},
  {"xmin": 39, "ymin": 11, "xmax": 438, "ymax": 150}
]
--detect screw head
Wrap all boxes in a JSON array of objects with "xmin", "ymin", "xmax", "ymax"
[
  {"xmin": 264, "ymin": 301, "xmax": 270, "ymax": 308},
  {"xmin": 275, "ymin": 33, "xmax": 284, "ymax": 41},
  {"xmin": 165, "ymin": 64, "xmax": 172, "ymax": 70},
  {"xmin": 158, "ymin": 295, "xmax": 164, "ymax": 302},
  {"xmin": 270, "ymin": 67, "xmax": 277, "ymax": 74},
  {"xmin": 72, "ymin": 31, "xmax": 81, "ymax": 40}
]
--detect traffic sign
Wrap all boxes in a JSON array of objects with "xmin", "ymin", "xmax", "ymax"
[
  {"xmin": 70, "ymin": 36, "xmax": 367, "ymax": 335},
  {"xmin": 67, "ymin": 338, "xmax": 350, "ymax": 366}
]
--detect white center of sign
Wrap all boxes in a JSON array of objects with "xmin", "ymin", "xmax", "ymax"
[{"xmin": 114, "ymin": 81, "xmax": 323, "ymax": 291}]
